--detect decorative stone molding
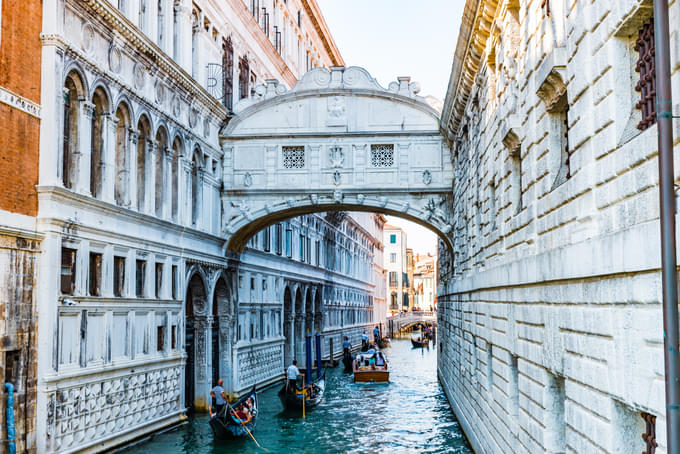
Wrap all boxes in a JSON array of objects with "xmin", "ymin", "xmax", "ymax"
[
  {"xmin": 535, "ymin": 47, "xmax": 568, "ymax": 112},
  {"xmin": 133, "ymin": 63, "xmax": 146, "ymax": 89},
  {"xmin": 108, "ymin": 44, "xmax": 122, "ymax": 73},
  {"xmin": 500, "ymin": 114, "xmax": 522, "ymax": 157},
  {"xmin": 81, "ymin": 22, "xmax": 95, "ymax": 54}
]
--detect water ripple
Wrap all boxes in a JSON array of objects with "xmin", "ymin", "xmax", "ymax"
[{"xmin": 122, "ymin": 339, "xmax": 472, "ymax": 454}]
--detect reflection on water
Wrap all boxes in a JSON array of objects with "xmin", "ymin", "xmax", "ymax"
[{"xmin": 121, "ymin": 339, "xmax": 472, "ymax": 454}]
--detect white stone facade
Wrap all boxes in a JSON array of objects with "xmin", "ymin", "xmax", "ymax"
[
  {"xmin": 439, "ymin": 0, "xmax": 676, "ymax": 453},
  {"xmin": 30, "ymin": 0, "xmax": 386, "ymax": 452},
  {"xmin": 384, "ymin": 225, "xmax": 408, "ymax": 313}
]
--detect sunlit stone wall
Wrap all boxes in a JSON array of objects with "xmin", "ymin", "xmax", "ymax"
[{"xmin": 438, "ymin": 0, "xmax": 673, "ymax": 452}]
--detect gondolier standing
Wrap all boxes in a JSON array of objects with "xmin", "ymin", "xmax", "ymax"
[
  {"xmin": 286, "ymin": 360, "xmax": 301, "ymax": 392},
  {"xmin": 210, "ymin": 378, "xmax": 227, "ymax": 417},
  {"xmin": 373, "ymin": 325, "xmax": 380, "ymax": 344}
]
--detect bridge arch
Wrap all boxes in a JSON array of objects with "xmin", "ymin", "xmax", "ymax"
[{"xmin": 219, "ymin": 66, "xmax": 453, "ymax": 254}]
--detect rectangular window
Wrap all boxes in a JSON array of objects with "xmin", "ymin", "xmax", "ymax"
[
  {"xmin": 157, "ymin": 325, "xmax": 165, "ymax": 351},
  {"xmin": 135, "ymin": 260, "xmax": 146, "ymax": 298},
  {"xmin": 264, "ymin": 226, "xmax": 271, "ymax": 252},
  {"xmin": 299, "ymin": 234, "xmax": 305, "ymax": 261},
  {"xmin": 390, "ymin": 234, "xmax": 397, "ymax": 244},
  {"xmin": 370, "ymin": 144, "xmax": 395, "ymax": 167},
  {"xmin": 282, "ymin": 146, "xmax": 305, "ymax": 169},
  {"xmin": 223, "ymin": 37, "xmax": 234, "ymax": 110},
  {"xmin": 238, "ymin": 57, "xmax": 249, "ymax": 100},
  {"xmin": 315, "ymin": 240, "xmax": 320, "ymax": 266},
  {"xmin": 285, "ymin": 228, "xmax": 292, "ymax": 257},
  {"xmin": 250, "ymin": 277, "xmax": 255, "ymax": 291},
  {"xmin": 61, "ymin": 247, "xmax": 77, "ymax": 295},
  {"xmin": 390, "ymin": 253, "xmax": 397, "ymax": 263},
  {"xmin": 114, "ymin": 256, "xmax": 126, "ymax": 297},
  {"xmin": 171, "ymin": 324, "xmax": 177, "ymax": 349},
  {"xmin": 88, "ymin": 252, "xmax": 102, "ymax": 296},
  {"xmin": 389, "ymin": 271, "xmax": 398, "ymax": 287},
  {"xmin": 275, "ymin": 224, "xmax": 283, "ymax": 255},
  {"xmin": 171, "ymin": 265, "xmax": 177, "ymax": 299},
  {"xmin": 155, "ymin": 263, "xmax": 163, "ymax": 298},
  {"xmin": 636, "ymin": 20, "xmax": 657, "ymax": 131}
]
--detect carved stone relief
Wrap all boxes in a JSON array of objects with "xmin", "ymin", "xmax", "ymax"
[{"xmin": 108, "ymin": 45, "xmax": 122, "ymax": 73}]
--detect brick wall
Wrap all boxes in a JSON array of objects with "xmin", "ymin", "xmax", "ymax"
[{"xmin": 0, "ymin": 0, "xmax": 42, "ymax": 217}]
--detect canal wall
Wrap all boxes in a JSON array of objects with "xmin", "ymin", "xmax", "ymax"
[{"xmin": 437, "ymin": 0, "xmax": 668, "ymax": 452}]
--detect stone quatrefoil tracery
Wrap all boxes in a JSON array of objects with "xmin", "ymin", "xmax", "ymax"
[{"xmin": 370, "ymin": 144, "xmax": 395, "ymax": 167}]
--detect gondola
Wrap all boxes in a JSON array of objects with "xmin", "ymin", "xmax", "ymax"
[
  {"xmin": 342, "ymin": 351, "xmax": 354, "ymax": 372},
  {"xmin": 411, "ymin": 337, "xmax": 429, "ymax": 348},
  {"xmin": 278, "ymin": 369, "xmax": 326, "ymax": 411},
  {"xmin": 353, "ymin": 350, "xmax": 389, "ymax": 383},
  {"xmin": 209, "ymin": 386, "xmax": 257, "ymax": 440},
  {"xmin": 377, "ymin": 337, "xmax": 391, "ymax": 349}
]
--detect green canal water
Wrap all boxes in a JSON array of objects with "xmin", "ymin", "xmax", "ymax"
[{"xmin": 121, "ymin": 339, "xmax": 472, "ymax": 454}]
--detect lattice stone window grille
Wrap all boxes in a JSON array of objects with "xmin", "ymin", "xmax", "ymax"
[
  {"xmin": 282, "ymin": 146, "xmax": 305, "ymax": 169},
  {"xmin": 370, "ymin": 144, "xmax": 395, "ymax": 167},
  {"xmin": 641, "ymin": 412, "xmax": 657, "ymax": 454},
  {"xmin": 635, "ymin": 20, "xmax": 656, "ymax": 131}
]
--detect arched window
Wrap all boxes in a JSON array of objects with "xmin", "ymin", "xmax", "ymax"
[
  {"xmin": 114, "ymin": 103, "xmax": 131, "ymax": 206},
  {"xmin": 136, "ymin": 115, "xmax": 151, "ymax": 211},
  {"xmin": 191, "ymin": 149, "xmax": 201, "ymax": 225},
  {"xmin": 155, "ymin": 127, "xmax": 168, "ymax": 217},
  {"xmin": 63, "ymin": 72, "xmax": 83, "ymax": 189},
  {"xmin": 90, "ymin": 88, "xmax": 108, "ymax": 198},
  {"xmin": 171, "ymin": 137, "xmax": 181, "ymax": 221}
]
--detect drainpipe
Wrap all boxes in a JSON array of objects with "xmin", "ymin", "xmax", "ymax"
[
  {"xmin": 5, "ymin": 383, "xmax": 15, "ymax": 454},
  {"xmin": 653, "ymin": 0, "xmax": 680, "ymax": 452}
]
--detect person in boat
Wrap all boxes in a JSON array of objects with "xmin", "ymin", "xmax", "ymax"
[
  {"xmin": 376, "ymin": 353, "xmax": 385, "ymax": 367},
  {"xmin": 343, "ymin": 336, "xmax": 351, "ymax": 354},
  {"xmin": 373, "ymin": 325, "xmax": 380, "ymax": 343},
  {"xmin": 361, "ymin": 331, "xmax": 368, "ymax": 350},
  {"xmin": 286, "ymin": 360, "xmax": 301, "ymax": 392},
  {"xmin": 233, "ymin": 401, "xmax": 251, "ymax": 423},
  {"xmin": 210, "ymin": 378, "xmax": 227, "ymax": 417}
]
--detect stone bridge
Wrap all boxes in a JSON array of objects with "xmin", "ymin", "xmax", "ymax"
[
  {"xmin": 219, "ymin": 66, "xmax": 453, "ymax": 252},
  {"xmin": 387, "ymin": 311, "xmax": 437, "ymax": 334}
]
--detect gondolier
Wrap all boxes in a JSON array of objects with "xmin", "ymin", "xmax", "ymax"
[
  {"xmin": 373, "ymin": 325, "xmax": 380, "ymax": 343},
  {"xmin": 286, "ymin": 360, "xmax": 301, "ymax": 392},
  {"xmin": 210, "ymin": 379, "xmax": 227, "ymax": 417}
]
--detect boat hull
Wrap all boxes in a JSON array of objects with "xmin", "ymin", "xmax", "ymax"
[
  {"xmin": 209, "ymin": 387, "xmax": 257, "ymax": 441},
  {"xmin": 278, "ymin": 371, "xmax": 326, "ymax": 411},
  {"xmin": 353, "ymin": 370, "xmax": 389, "ymax": 383},
  {"xmin": 411, "ymin": 338, "xmax": 428, "ymax": 348}
]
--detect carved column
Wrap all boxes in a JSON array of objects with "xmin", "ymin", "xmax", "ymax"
[
  {"xmin": 128, "ymin": 129, "xmax": 139, "ymax": 209},
  {"xmin": 195, "ymin": 168, "xmax": 205, "ymax": 230},
  {"xmin": 77, "ymin": 101, "xmax": 95, "ymax": 195},
  {"xmin": 163, "ymin": 148, "xmax": 172, "ymax": 220},
  {"xmin": 193, "ymin": 315, "xmax": 210, "ymax": 410},
  {"xmin": 147, "ymin": 140, "xmax": 157, "ymax": 215},
  {"xmin": 174, "ymin": 0, "xmax": 192, "ymax": 73}
]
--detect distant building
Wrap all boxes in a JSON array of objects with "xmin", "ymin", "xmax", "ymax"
[
  {"xmin": 384, "ymin": 225, "xmax": 408, "ymax": 313},
  {"xmin": 413, "ymin": 253, "xmax": 437, "ymax": 310},
  {"xmin": 405, "ymin": 248, "xmax": 415, "ymax": 308}
]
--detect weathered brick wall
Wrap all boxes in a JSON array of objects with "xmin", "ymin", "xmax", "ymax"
[
  {"xmin": 0, "ymin": 234, "xmax": 40, "ymax": 454},
  {"xmin": 0, "ymin": 0, "xmax": 42, "ymax": 217},
  {"xmin": 439, "ymin": 0, "xmax": 675, "ymax": 452}
]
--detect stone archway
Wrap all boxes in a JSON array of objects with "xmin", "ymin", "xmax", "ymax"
[
  {"xmin": 283, "ymin": 286, "xmax": 294, "ymax": 366},
  {"xmin": 294, "ymin": 287, "xmax": 304, "ymax": 362},
  {"xmin": 184, "ymin": 272, "xmax": 207, "ymax": 413},
  {"xmin": 220, "ymin": 66, "xmax": 454, "ymax": 254}
]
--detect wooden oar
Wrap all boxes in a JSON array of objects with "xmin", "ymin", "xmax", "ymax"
[{"xmin": 228, "ymin": 402, "xmax": 269, "ymax": 452}]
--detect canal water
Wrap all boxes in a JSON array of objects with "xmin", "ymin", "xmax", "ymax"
[{"xmin": 122, "ymin": 339, "xmax": 472, "ymax": 454}]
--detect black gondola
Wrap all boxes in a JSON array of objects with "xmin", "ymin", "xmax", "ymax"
[
  {"xmin": 278, "ymin": 370, "xmax": 326, "ymax": 410},
  {"xmin": 342, "ymin": 351, "xmax": 353, "ymax": 372},
  {"xmin": 209, "ymin": 386, "xmax": 257, "ymax": 440},
  {"xmin": 411, "ymin": 337, "xmax": 428, "ymax": 348}
]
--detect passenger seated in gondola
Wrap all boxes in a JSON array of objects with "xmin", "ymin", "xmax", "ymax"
[{"xmin": 233, "ymin": 402, "xmax": 252, "ymax": 423}]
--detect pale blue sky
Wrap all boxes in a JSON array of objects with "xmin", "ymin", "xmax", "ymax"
[
  {"xmin": 316, "ymin": 0, "xmax": 464, "ymax": 100},
  {"xmin": 317, "ymin": 1, "xmax": 462, "ymax": 254}
]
